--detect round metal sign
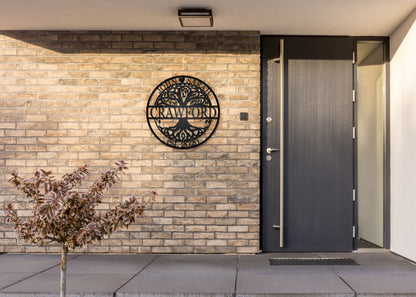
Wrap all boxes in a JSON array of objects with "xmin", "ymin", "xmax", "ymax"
[{"xmin": 146, "ymin": 76, "xmax": 220, "ymax": 149}]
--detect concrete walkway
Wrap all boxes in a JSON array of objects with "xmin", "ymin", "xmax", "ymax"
[{"xmin": 1, "ymin": 250, "xmax": 416, "ymax": 297}]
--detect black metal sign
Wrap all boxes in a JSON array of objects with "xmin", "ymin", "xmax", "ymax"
[{"xmin": 146, "ymin": 76, "xmax": 220, "ymax": 149}]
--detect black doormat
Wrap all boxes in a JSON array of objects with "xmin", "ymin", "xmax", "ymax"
[{"xmin": 269, "ymin": 257, "xmax": 359, "ymax": 265}]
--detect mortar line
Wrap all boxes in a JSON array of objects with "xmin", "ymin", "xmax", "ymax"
[
  {"xmin": 0, "ymin": 254, "xmax": 81, "ymax": 291},
  {"xmin": 113, "ymin": 255, "xmax": 159, "ymax": 297}
]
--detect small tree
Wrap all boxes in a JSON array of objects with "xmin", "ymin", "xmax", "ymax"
[{"xmin": 3, "ymin": 161, "xmax": 155, "ymax": 297}]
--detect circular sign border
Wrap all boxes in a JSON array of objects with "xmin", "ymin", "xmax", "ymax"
[{"xmin": 146, "ymin": 75, "xmax": 220, "ymax": 149}]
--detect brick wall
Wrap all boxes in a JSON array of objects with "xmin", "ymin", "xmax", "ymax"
[{"xmin": 0, "ymin": 31, "xmax": 260, "ymax": 254}]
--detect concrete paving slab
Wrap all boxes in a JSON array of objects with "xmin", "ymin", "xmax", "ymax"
[
  {"xmin": 58, "ymin": 254, "xmax": 157, "ymax": 275},
  {"xmin": 236, "ymin": 254, "xmax": 354, "ymax": 296},
  {"xmin": 0, "ymin": 254, "xmax": 156, "ymax": 297},
  {"xmin": 1, "ymin": 251, "xmax": 416, "ymax": 297},
  {"xmin": 341, "ymin": 274, "xmax": 416, "ymax": 295},
  {"xmin": 0, "ymin": 273, "xmax": 127, "ymax": 297},
  {"xmin": 0, "ymin": 254, "xmax": 61, "ymax": 273},
  {"xmin": 0, "ymin": 254, "xmax": 61, "ymax": 290},
  {"xmin": 320, "ymin": 251, "xmax": 416, "ymax": 275},
  {"xmin": 117, "ymin": 254, "xmax": 238, "ymax": 297},
  {"xmin": 320, "ymin": 251, "xmax": 416, "ymax": 296}
]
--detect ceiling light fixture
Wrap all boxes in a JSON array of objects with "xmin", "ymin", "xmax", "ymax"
[{"xmin": 178, "ymin": 8, "xmax": 213, "ymax": 27}]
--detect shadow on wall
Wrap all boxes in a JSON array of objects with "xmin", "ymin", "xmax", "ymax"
[
  {"xmin": 390, "ymin": 7, "xmax": 416, "ymax": 58},
  {"xmin": 0, "ymin": 30, "xmax": 259, "ymax": 55}
]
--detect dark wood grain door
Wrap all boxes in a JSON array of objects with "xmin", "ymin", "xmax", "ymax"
[{"xmin": 262, "ymin": 37, "xmax": 354, "ymax": 251}]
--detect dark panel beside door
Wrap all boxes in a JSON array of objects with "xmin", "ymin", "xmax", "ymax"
[{"xmin": 261, "ymin": 54, "xmax": 282, "ymax": 251}]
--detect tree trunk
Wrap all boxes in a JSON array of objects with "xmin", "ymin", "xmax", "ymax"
[{"xmin": 60, "ymin": 245, "xmax": 68, "ymax": 297}]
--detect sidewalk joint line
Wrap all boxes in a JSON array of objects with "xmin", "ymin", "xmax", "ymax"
[
  {"xmin": 233, "ymin": 254, "xmax": 240, "ymax": 297},
  {"xmin": 0, "ymin": 254, "xmax": 80, "ymax": 291},
  {"xmin": 328, "ymin": 264, "xmax": 357, "ymax": 297},
  {"xmin": 113, "ymin": 255, "xmax": 159, "ymax": 297}
]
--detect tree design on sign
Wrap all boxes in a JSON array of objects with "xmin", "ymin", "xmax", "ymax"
[{"xmin": 147, "ymin": 76, "xmax": 220, "ymax": 149}]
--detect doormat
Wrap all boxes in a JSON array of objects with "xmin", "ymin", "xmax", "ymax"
[{"xmin": 269, "ymin": 257, "xmax": 359, "ymax": 265}]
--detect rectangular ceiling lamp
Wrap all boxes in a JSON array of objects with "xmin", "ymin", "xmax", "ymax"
[{"xmin": 178, "ymin": 8, "xmax": 213, "ymax": 27}]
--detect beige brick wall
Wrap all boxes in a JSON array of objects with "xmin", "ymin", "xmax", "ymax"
[{"xmin": 0, "ymin": 31, "xmax": 260, "ymax": 254}]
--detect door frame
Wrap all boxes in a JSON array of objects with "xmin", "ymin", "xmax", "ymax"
[
  {"xmin": 260, "ymin": 35, "xmax": 391, "ymax": 252},
  {"xmin": 352, "ymin": 37, "xmax": 390, "ymax": 250}
]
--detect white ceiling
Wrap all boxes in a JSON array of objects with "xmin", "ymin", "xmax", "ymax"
[{"xmin": 0, "ymin": 0, "xmax": 415, "ymax": 36}]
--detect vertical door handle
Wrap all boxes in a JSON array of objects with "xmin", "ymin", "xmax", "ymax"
[
  {"xmin": 269, "ymin": 39, "xmax": 285, "ymax": 248},
  {"xmin": 279, "ymin": 39, "xmax": 285, "ymax": 248}
]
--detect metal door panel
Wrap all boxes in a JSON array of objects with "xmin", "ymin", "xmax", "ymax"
[{"xmin": 285, "ymin": 59, "xmax": 353, "ymax": 251}]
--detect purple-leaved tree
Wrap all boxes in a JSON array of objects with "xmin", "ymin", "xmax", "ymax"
[{"xmin": 3, "ymin": 161, "xmax": 155, "ymax": 297}]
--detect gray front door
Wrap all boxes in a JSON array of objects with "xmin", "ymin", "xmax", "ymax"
[{"xmin": 261, "ymin": 37, "xmax": 354, "ymax": 251}]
